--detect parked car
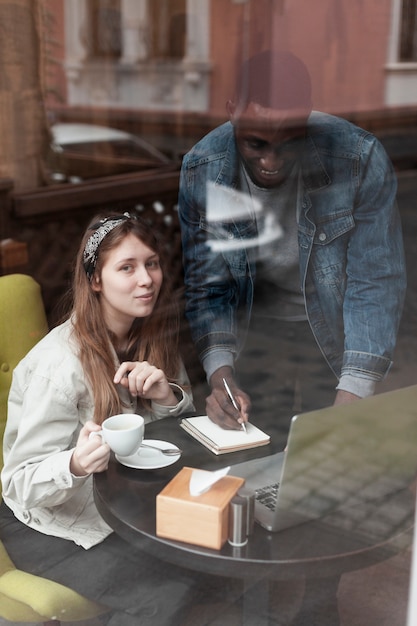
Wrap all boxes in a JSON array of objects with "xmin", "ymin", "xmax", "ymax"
[{"xmin": 47, "ymin": 123, "xmax": 175, "ymax": 183}]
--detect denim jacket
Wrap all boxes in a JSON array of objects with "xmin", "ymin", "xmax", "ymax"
[{"xmin": 178, "ymin": 112, "xmax": 406, "ymax": 390}]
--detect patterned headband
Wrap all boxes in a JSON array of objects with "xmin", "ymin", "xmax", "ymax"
[{"xmin": 83, "ymin": 212, "xmax": 132, "ymax": 281}]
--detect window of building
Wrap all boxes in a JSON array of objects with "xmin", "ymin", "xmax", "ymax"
[
  {"xmin": 89, "ymin": 0, "xmax": 122, "ymax": 59},
  {"xmin": 148, "ymin": 0, "xmax": 186, "ymax": 60},
  {"xmin": 400, "ymin": 0, "xmax": 417, "ymax": 60}
]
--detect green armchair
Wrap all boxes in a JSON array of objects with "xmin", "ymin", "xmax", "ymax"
[{"xmin": 0, "ymin": 274, "xmax": 107, "ymax": 625}]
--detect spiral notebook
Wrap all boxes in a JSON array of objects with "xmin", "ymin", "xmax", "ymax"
[{"xmin": 180, "ymin": 415, "xmax": 270, "ymax": 455}]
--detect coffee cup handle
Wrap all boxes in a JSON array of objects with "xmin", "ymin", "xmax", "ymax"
[{"xmin": 89, "ymin": 430, "xmax": 104, "ymax": 443}]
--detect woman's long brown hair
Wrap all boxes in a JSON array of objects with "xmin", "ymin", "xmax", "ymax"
[{"xmin": 70, "ymin": 213, "xmax": 180, "ymax": 424}]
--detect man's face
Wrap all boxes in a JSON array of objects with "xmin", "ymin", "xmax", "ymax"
[{"xmin": 229, "ymin": 102, "xmax": 309, "ymax": 189}]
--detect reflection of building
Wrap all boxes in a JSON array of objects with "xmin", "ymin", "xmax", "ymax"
[
  {"xmin": 51, "ymin": 0, "xmax": 417, "ymax": 117},
  {"xmin": 386, "ymin": 0, "xmax": 417, "ymax": 106},
  {"xmin": 63, "ymin": 0, "xmax": 211, "ymax": 111}
]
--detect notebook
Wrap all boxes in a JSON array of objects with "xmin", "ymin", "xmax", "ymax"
[
  {"xmin": 229, "ymin": 385, "xmax": 417, "ymax": 533},
  {"xmin": 179, "ymin": 415, "xmax": 270, "ymax": 455}
]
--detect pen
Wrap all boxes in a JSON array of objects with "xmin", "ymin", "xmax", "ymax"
[{"xmin": 222, "ymin": 377, "xmax": 247, "ymax": 433}]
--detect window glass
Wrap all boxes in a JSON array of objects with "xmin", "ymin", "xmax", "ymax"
[
  {"xmin": 148, "ymin": 0, "xmax": 186, "ymax": 59},
  {"xmin": 89, "ymin": 0, "xmax": 122, "ymax": 58},
  {"xmin": 400, "ymin": 0, "xmax": 417, "ymax": 60},
  {"xmin": 1, "ymin": 4, "xmax": 417, "ymax": 626}
]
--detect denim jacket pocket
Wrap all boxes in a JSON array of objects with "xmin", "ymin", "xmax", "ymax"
[
  {"xmin": 199, "ymin": 215, "xmax": 256, "ymax": 240},
  {"xmin": 199, "ymin": 216, "xmax": 257, "ymax": 274},
  {"xmin": 312, "ymin": 209, "xmax": 355, "ymax": 245}
]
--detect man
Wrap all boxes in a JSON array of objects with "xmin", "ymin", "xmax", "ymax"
[{"xmin": 178, "ymin": 50, "xmax": 406, "ymax": 430}]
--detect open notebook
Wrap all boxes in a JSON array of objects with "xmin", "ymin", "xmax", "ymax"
[{"xmin": 180, "ymin": 415, "xmax": 270, "ymax": 455}]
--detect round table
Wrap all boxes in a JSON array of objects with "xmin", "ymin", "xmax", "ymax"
[{"xmin": 94, "ymin": 416, "xmax": 414, "ymax": 624}]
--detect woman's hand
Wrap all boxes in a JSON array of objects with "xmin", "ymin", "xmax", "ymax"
[
  {"xmin": 114, "ymin": 361, "xmax": 178, "ymax": 406},
  {"xmin": 70, "ymin": 421, "xmax": 111, "ymax": 477}
]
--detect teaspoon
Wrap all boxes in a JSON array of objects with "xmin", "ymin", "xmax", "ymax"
[{"xmin": 140, "ymin": 442, "xmax": 182, "ymax": 456}]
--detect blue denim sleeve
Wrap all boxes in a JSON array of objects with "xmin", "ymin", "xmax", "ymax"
[
  {"xmin": 340, "ymin": 134, "xmax": 406, "ymax": 381},
  {"xmin": 178, "ymin": 159, "xmax": 241, "ymax": 376}
]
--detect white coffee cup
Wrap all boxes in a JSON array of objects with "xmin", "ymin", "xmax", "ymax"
[{"xmin": 90, "ymin": 413, "xmax": 144, "ymax": 456}]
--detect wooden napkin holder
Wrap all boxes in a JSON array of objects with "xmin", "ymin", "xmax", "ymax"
[{"xmin": 156, "ymin": 466, "xmax": 245, "ymax": 549}]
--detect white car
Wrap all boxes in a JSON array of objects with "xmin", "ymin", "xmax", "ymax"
[{"xmin": 48, "ymin": 123, "xmax": 174, "ymax": 183}]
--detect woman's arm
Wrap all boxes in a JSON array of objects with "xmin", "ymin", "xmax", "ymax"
[{"xmin": 2, "ymin": 361, "xmax": 105, "ymax": 509}]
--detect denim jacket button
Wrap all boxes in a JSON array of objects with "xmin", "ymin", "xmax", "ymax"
[
  {"xmin": 228, "ymin": 232, "xmax": 234, "ymax": 239},
  {"xmin": 319, "ymin": 232, "xmax": 327, "ymax": 241}
]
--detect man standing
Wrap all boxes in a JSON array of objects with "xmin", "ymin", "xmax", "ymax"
[{"xmin": 178, "ymin": 50, "xmax": 406, "ymax": 430}]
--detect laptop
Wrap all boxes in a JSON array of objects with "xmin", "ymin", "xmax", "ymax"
[{"xmin": 230, "ymin": 385, "xmax": 417, "ymax": 534}]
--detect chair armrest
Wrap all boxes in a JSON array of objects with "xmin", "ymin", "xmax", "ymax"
[{"xmin": 0, "ymin": 568, "xmax": 106, "ymax": 622}]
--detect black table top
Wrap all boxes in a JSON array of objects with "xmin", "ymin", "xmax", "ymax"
[{"xmin": 94, "ymin": 415, "xmax": 415, "ymax": 581}]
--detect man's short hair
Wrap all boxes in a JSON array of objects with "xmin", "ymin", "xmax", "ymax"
[{"xmin": 234, "ymin": 50, "xmax": 312, "ymax": 113}]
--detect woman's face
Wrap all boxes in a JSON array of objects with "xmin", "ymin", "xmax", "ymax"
[{"xmin": 93, "ymin": 233, "xmax": 163, "ymax": 336}]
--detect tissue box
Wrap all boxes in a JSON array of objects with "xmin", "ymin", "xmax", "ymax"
[{"xmin": 156, "ymin": 466, "xmax": 245, "ymax": 549}]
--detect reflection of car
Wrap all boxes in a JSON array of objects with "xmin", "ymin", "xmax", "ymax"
[
  {"xmin": 47, "ymin": 123, "xmax": 175, "ymax": 183},
  {"xmin": 206, "ymin": 181, "xmax": 283, "ymax": 254}
]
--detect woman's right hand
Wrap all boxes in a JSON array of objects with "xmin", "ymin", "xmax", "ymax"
[{"xmin": 70, "ymin": 421, "xmax": 111, "ymax": 476}]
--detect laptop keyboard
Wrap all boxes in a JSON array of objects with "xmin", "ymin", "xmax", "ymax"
[
  {"xmin": 255, "ymin": 482, "xmax": 280, "ymax": 511},
  {"xmin": 252, "ymin": 427, "xmax": 416, "ymax": 541}
]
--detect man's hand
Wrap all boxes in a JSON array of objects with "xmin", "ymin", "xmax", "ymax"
[
  {"xmin": 206, "ymin": 367, "xmax": 251, "ymax": 429},
  {"xmin": 333, "ymin": 389, "xmax": 361, "ymax": 405}
]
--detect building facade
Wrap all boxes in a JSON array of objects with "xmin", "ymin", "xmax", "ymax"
[{"xmin": 48, "ymin": 0, "xmax": 417, "ymax": 117}]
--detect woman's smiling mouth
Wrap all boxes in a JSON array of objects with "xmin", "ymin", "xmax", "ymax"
[{"xmin": 135, "ymin": 292, "xmax": 154, "ymax": 301}]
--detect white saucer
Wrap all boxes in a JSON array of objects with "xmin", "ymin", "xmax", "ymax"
[{"xmin": 116, "ymin": 439, "xmax": 181, "ymax": 469}]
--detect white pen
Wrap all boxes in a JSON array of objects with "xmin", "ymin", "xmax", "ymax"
[{"xmin": 222, "ymin": 377, "xmax": 247, "ymax": 433}]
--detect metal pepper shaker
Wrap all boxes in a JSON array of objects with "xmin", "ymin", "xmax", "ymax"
[
  {"xmin": 237, "ymin": 487, "xmax": 255, "ymax": 535},
  {"xmin": 228, "ymin": 495, "xmax": 248, "ymax": 546}
]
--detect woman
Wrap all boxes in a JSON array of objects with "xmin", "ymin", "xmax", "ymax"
[{"xmin": 0, "ymin": 212, "xmax": 199, "ymax": 625}]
